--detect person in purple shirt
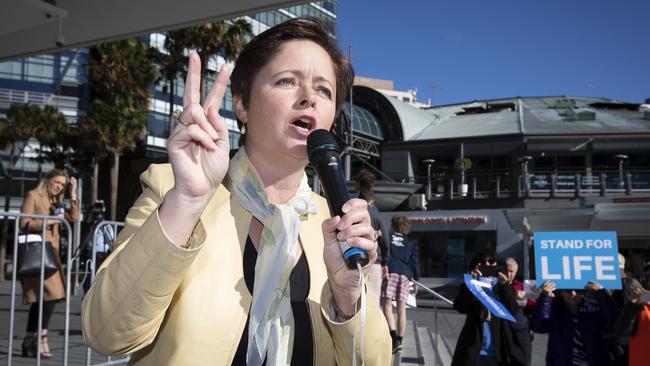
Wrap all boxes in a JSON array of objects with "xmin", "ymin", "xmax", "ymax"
[{"xmin": 531, "ymin": 281, "xmax": 619, "ymax": 366}]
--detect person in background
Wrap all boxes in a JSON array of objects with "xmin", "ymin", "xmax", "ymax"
[
  {"xmin": 504, "ymin": 258, "xmax": 532, "ymax": 365},
  {"xmin": 532, "ymin": 281, "xmax": 619, "ymax": 366},
  {"xmin": 81, "ymin": 200, "xmax": 115, "ymax": 295},
  {"xmin": 451, "ymin": 250, "xmax": 526, "ymax": 366},
  {"xmin": 608, "ymin": 253, "xmax": 643, "ymax": 365},
  {"xmin": 641, "ymin": 261, "xmax": 650, "ymax": 293},
  {"xmin": 19, "ymin": 169, "xmax": 80, "ymax": 358},
  {"xmin": 614, "ymin": 284, "xmax": 650, "ymax": 366},
  {"xmin": 356, "ymin": 169, "xmax": 390, "ymax": 306},
  {"xmin": 381, "ymin": 214, "xmax": 419, "ymax": 354}
]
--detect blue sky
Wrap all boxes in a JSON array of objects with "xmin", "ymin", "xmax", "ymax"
[{"xmin": 337, "ymin": 0, "xmax": 649, "ymax": 106}]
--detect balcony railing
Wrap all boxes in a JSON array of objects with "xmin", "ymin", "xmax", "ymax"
[{"xmin": 416, "ymin": 169, "xmax": 650, "ymax": 201}]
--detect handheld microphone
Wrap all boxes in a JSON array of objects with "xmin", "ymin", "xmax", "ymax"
[
  {"xmin": 54, "ymin": 201, "xmax": 65, "ymax": 218},
  {"xmin": 307, "ymin": 129, "xmax": 369, "ymax": 269}
]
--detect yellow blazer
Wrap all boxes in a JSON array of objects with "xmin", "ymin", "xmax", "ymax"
[{"xmin": 81, "ymin": 164, "xmax": 391, "ymax": 365}]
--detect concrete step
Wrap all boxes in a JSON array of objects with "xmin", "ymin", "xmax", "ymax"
[
  {"xmin": 425, "ymin": 326, "xmax": 453, "ymax": 366},
  {"xmin": 390, "ymin": 318, "xmax": 453, "ymax": 366},
  {"xmin": 392, "ymin": 320, "xmax": 423, "ymax": 365}
]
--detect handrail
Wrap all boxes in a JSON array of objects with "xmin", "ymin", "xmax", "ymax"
[
  {"xmin": 85, "ymin": 220, "xmax": 128, "ymax": 366},
  {"xmin": 4, "ymin": 211, "xmax": 73, "ymax": 366},
  {"xmin": 412, "ymin": 280, "xmax": 453, "ymax": 305}
]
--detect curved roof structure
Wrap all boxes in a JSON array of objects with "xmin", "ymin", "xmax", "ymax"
[{"xmin": 349, "ymin": 85, "xmax": 436, "ymax": 142}]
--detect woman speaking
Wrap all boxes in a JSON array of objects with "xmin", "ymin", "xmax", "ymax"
[{"xmin": 81, "ymin": 17, "xmax": 391, "ymax": 365}]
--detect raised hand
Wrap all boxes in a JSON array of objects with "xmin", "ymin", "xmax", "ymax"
[
  {"xmin": 541, "ymin": 281, "xmax": 556, "ymax": 297},
  {"xmin": 160, "ymin": 53, "xmax": 231, "ymax": 245},
  {"xmin": 585, "ymin": 281, "xmax": 604, "ymax": 291},
  {"xmin": 322, "ymin": 198, "xmax": 378, "ymax": 315},
  {"xmin": 167, "ymin": 52, "xmax": 231, "ymax": 200},
  {"xmin": 470, "ymin": 267, "xmax": 482, "ymax": 278},
  {"xmin": 68, "ymin": 176, "xmax": 78, "ymax": 200}
]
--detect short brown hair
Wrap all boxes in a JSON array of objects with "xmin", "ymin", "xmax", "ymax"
[
  {"xmin": 230, "ymin": 16, "xmax": 354, "ymax": 146},
  {"xmin": 391, "ymin": 214, "xmax": 411, "ymax": 235}
]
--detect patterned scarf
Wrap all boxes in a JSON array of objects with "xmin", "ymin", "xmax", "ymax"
[{"xmin": 224, "ymin": 148, "xmax": 317, "ymax": 366}]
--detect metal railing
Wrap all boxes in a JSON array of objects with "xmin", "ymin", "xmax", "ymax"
[
  {"xmin": 413, "ymin": 168, "xmax": 650, "ymax": 201},
  {"xmin": 82, "ymin": 220, "xmax": 128, "ymax": 366},
  {"xmin": 3, "ymin": 212, "xmax": 129, "ymax": 366},
  {"xmin": 411, "ymin": 280, "xmax": 453, "ymax": 366},
  {"xmin": 5, "ymin": 212, "xmax": 73, "ymax": 366}
]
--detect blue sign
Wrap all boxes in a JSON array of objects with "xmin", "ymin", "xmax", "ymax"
[
  {"xmin": 534, "ymin": 231, "xmax": 621, "ymax": 290},
  {"xmin": 463, "ymin": 275, "xmax": 516, "ymax": 323}
]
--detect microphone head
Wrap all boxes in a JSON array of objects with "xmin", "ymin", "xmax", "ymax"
[{"xmin": 307, "ymin": 129, "xmax": 340, "ymax": 163}]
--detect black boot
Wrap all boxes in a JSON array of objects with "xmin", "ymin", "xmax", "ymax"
[{"xmin": 390, "ymin": 330, "xmax": 401, "ymax": 354}]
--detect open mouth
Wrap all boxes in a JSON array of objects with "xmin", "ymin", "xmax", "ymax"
[{"xmin": 292, "ymin": 118, "xmax": 313, "ymax": 131}]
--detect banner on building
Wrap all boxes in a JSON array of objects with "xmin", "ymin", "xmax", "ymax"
[
  {"xmin": 533, "ymin": 231, "xmax": 621, "ymax": 289},
  {"xmin": 463, "ymin": 275, "xmax": 516, "ymax": 322}
]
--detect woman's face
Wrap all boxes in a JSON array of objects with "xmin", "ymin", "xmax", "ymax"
[
  {"xmin": 47, "ymin": 175, "xmax": 67, "ymax": 198},
  {"xmin": 239, "ymin": 39, "xmax": 337, "ymax": 164}
]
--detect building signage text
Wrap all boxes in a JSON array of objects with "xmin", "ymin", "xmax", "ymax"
[{"xmin": 408, "ymin": 216, "xmax": 488, "ymax": 225}]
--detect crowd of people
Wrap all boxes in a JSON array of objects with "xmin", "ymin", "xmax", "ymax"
[
  {"xmin": 451, "ymin": 250, "xmax": 650, "ymax": 366},
  {"xmin": 12, "ymin": 15, "xmax": 649, "ymax": 366}
]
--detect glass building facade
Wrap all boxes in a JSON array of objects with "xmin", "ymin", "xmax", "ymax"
[
  {"xmin": 145, "ymin": 1, "xmax": 338, "ymax": 156},
  {"xmin": 0, "ymin": 1, "xmax": 338, "ymax": 182},
  {"xmin": 0, "ymin": 49, "xmax": 90, "ymax": 201}
]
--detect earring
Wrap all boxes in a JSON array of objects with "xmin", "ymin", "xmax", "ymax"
[{"xmin": 240, "ymin": 123, "xmax": 247, "ymax": 135}]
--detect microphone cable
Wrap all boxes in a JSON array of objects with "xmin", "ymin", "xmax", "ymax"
[{"xmin": 352, "ymin": 261, "xmax": 366, "ymax": 366}]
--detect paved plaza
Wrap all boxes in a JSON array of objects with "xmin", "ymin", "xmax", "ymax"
[{"xmin": 0, "ymin": 281, "xmax": 549, "ymax": 365}]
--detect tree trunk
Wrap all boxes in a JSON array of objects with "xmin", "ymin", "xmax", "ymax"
[
  {"xmin": 91, "ymin": 158, "xmax": 99, "ymax": 205},
  {"xmin": 200, "ymin": 54, "xmax": 208, "ymax": 101},
  {"xmin": 0, "ymin": 145, "xmax": 16, "ymax": 282},
  {"xmin": 167, "ymin": 78, "xmax": 175, "ymax": 136},
  {"xmin": 109, "ymin": 151, "xmax": 120, "ymax": 221}
]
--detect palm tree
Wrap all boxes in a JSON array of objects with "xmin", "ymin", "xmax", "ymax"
[
  {"xmin": 151, "ymin": 19, "xmax": 251, "ymax": 137},
  {"xmin": 88, "ymin": 39, "xmax": 157, "ymax": 220},
  {"xmin": 76, "ymin": 112, "xmax": 110, "ymax": 205},
  {"xmin": 0, "ymin": 104, "xmax": 45, "ymax": 281},
  {"xmin": 34, "ymin": 105, "xmax": 73, "ymax": 170},
  {"xmin": 183, "ymin": 19, "xmax": 252, "ymax": 99},
  {"xmin": 149, "ymin": 29, "xmax": 190, "ymax": 135}
]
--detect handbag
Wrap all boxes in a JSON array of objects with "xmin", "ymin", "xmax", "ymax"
[{"xmin": 17, "ymin": 234, "xmax": 58, "ymax": 278}]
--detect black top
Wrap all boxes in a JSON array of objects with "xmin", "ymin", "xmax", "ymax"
[
  {"xmin": 367, "ymin": 204, "xmax": 389, "ymax": 265},
  {"xmin": 231, "ymin": 237, "xmax": 313, "ymax": 365}
]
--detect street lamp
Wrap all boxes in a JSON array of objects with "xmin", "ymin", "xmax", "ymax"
[
  {"xmin": 422, "ymin": 159, "xmax": 435, "ymax": 201},
  {"xmin": 614, "ymin": 154, "xmax": 628, "ymax": 189}
]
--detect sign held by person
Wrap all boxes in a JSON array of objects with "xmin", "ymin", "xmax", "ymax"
[
  {"xmin": 534, "ymin": 231, "xmax": 621, "ymax": 289},
  {"xmin": 463, "ymin": 275, "xmax": 516, "ymax": 322}
]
